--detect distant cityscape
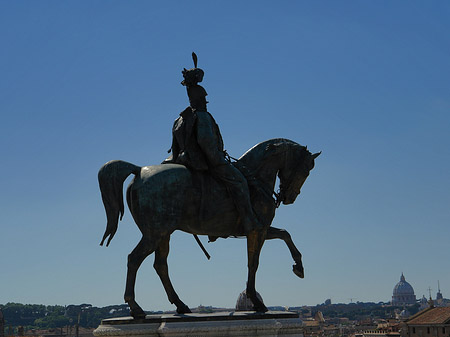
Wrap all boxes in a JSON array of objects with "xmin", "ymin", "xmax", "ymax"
[{"xmin": 1, "ymin": 273, "xmax": 449, "ymax": 337}]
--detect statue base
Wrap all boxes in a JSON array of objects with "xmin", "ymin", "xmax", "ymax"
[{"xmin": 93, "ymin": 311, "xmax": 303, "ymax": 337}]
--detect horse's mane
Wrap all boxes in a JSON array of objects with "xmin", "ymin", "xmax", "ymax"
[{"xmin": 235, "ymin": 138, "xmax": 304, "ymax": 176}]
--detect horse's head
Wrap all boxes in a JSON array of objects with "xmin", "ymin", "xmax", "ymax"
[
  {"xmin": 239, "ymin": 138, "xmax": 320, "ymax": 205},
  {"xmin": 278, "ymin": 145, "xmax": 320, "ymax": 205}
]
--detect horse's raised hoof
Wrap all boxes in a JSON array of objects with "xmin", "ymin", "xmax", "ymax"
[
  {"xmin": 176, "ymin": 304, "xmax": 192, "ymax": 314},
  {"xmin": 293, "ymin": 263, "xmax": 304, "ymax": 278}
]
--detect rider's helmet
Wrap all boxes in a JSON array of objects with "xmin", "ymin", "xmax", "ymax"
[
  {"xmin": 181, "ymin": 52, "xmax": 204, "ymax": 86},
  {"xmin": 181, "ymin": 67, "xmax": 204, "ymax": 86}
]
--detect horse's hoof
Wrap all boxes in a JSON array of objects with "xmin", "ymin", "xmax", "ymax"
[
  {"xmin": 253, "ymin": 304, "xmax": 268, "ymax": 313},
  {"xmin": 293, "ymin": 264, "xmax": 304, "ymax": 278},
  {"xmin": 176, "ymin": 304, "xmax": 191, "ymax": 314},
  {"xmin": 130, "ymin": 308, "xmax": 146, "ymax": 319}
]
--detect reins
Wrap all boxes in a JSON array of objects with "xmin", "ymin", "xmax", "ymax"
[
  {"xmin": 193, "ymin": 141, "xmax": 295, "ymax": 259},
  {"xmin": 224, "ymin": 150, "xmax": 239, "ymax": 163},
  {"xmin": 227, "ymin": 147, "xmax": 283, "ymax": 209},
  {"xmin": 273, "ymin": 190, "xmax": 282, "ymax": 208}
]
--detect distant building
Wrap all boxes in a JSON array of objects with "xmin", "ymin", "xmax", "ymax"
[
  {"xmin": 235, "ymin": 289, "xmax": 264, "ymax": 311},
  {"xmin": 352, "ymin": 321, "xmax": 401, "ymax": 337},
  {"xmin": 392, "ymin": 273, "xmax": 416, "ymax": 306},
  {"xmin": 436, "ymin": 281, "xmax": 444, "ymax": 302},
  {"xmin": 397, "ymin": 309, "xmax": 411, "ymax": 320},
  {"xmin": 419, "ymin": 295, "xmax": 429, "ymax": 310},
  {"xmin": 303, "ymin": 311, "xmax": 325, "ymax": 337},
  {"xmin": 418, "ymin": 282, "xmax": 449, "ymax": 310},
  {"xmin": 405, "ymin": 303, "xmax": 450, "ymax": 337}
]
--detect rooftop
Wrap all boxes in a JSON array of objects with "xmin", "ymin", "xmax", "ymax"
[{"xmin": 407, "ymin": 307, "xmax": 450, "ymax": 325}]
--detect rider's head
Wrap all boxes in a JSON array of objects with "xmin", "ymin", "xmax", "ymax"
[{"xmin": 181, "ymin": 68, "xmax": 204, "ymax": 86}]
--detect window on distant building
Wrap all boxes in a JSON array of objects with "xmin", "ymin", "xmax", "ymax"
[
  {"xmin": 413, "ymin": 327, "xmax": 416, "ymax": 334},
  {"xmin": 427, "ymin": 327, "xmax": 430, "ymax": 334}
]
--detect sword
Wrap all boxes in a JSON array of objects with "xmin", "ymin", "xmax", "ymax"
[{"xmin": 193, "ymin": 234, "xmax": 211, "ymax": 260}]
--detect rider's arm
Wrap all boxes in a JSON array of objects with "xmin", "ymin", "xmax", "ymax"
[
  {"xmin": 163, "ymin": 118, "xmax": 181, "ymax": 163},
  {"xmin": 195, "ymin": 111, "xmax": 227, "ymax": 167}
]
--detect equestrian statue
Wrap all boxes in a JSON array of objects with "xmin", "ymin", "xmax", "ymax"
[{"xmin": 98, "ymin": 53, "xmax": 320, "ymax": 318}]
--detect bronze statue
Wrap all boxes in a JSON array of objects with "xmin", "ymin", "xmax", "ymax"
[
  {"xmin": 98, "ymin": 54, "xmax": 320, "ymax": 319},
  {"xmin": 163, "ymin": 53, "xmax": 263, "ymax": 234}
]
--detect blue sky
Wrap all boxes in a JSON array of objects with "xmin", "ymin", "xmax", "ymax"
[{"xmin": 1, "ymin": 1, "xmax": 449, "ymax": 311}]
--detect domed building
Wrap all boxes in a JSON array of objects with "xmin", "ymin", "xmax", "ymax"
[
  {"xmin": 235, "ymin": 289, "xmax": 265, "ymax": 311},
  {"xmin": 392, "ymin": 273, "xmax": 416, "ymax": 306}
]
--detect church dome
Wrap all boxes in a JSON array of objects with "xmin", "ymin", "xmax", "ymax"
[
  {"xmin": 394, "ymin": 274, "xmax": 415, "ymax": 295},
  {"xmin": 392, "ymin": 273, "xmax": 416, "ymax": 306},
  {"xmin": 235, "ymin": 289, "xmax": 264, "ymax": 311}
]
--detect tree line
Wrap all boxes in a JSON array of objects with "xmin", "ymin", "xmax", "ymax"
[
  {"xmin": 312, "ymin": 302, "xmax": 421, "ymax": 321},
  {"xmin": 0, "ymin": 303, "xmax": 132, "ymax": 329}
]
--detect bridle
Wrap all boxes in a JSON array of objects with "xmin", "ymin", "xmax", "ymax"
[
  {"xmin": 273, "ymin": 148, "xmax": 292, "ymax": 209},
  {"xmin": 273, "ymin": 190, "xmax": 282, "ymax": 208},
  {"xmin": 276, "ymin": 147, "xmax": 310, "ymax": 208}
]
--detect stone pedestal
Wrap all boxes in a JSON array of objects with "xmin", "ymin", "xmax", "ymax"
[{"xmin": 94, "ymin": 311, "xmax": 303, "ymax": 337}]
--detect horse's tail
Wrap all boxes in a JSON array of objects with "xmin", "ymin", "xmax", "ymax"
[{"xmin": 98, "ymin": 160, "xmax": 141, "ymax": 247}]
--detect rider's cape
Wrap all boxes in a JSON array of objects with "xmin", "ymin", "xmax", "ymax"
[{"xmin": 164, "ymin": 107, "xmax": 226, "ymax": 170}]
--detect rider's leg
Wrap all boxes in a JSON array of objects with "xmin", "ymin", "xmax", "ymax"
[{"xmin": 211, "ymin": 163, "xmax": 264, "ymax": 233}]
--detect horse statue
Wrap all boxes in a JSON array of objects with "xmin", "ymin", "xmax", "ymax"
[{"xmin": 98, "ymin": 138, "xmax": 320, "ymax": 318}]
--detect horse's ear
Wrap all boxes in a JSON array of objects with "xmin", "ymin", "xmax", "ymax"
[{"xmin": 312, "ymin": 151, "xmax": 321, "ymax": 159}]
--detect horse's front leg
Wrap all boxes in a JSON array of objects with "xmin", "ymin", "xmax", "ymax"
[
  {"xmin": 125, "ymin": 235, "xmax": 159, "ymax": 319},
  {"xmin": 246, "ymin": 230, "xmax": 268, "ymax": 312},
  {"xmin": 154, "ymin": 235, "xmax": 191, "ymax": 314},
  {"xmin": 266, "ymin": 227, "xmax": 304, "ymax": 278}
]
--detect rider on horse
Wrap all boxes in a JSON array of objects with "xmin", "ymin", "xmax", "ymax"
[{"xmin": 163, "ymin": 53, "xmax": 263, "ymax": 234}]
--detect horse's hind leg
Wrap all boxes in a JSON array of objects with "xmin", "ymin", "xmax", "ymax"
[
  {"xmin": 124, "ymin": 235, "xmax": 160, "ymax": 319},
  {"xmin": 266, "ymin": 227, "xmax": 304, "ymax": 278},
  {"xmin": 246, "ymin": 230, "xmax": 268, "ymax": 312},
  {"xmin": 154, "ymin": 235, "xmax": 191, "ymax": 314}
]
